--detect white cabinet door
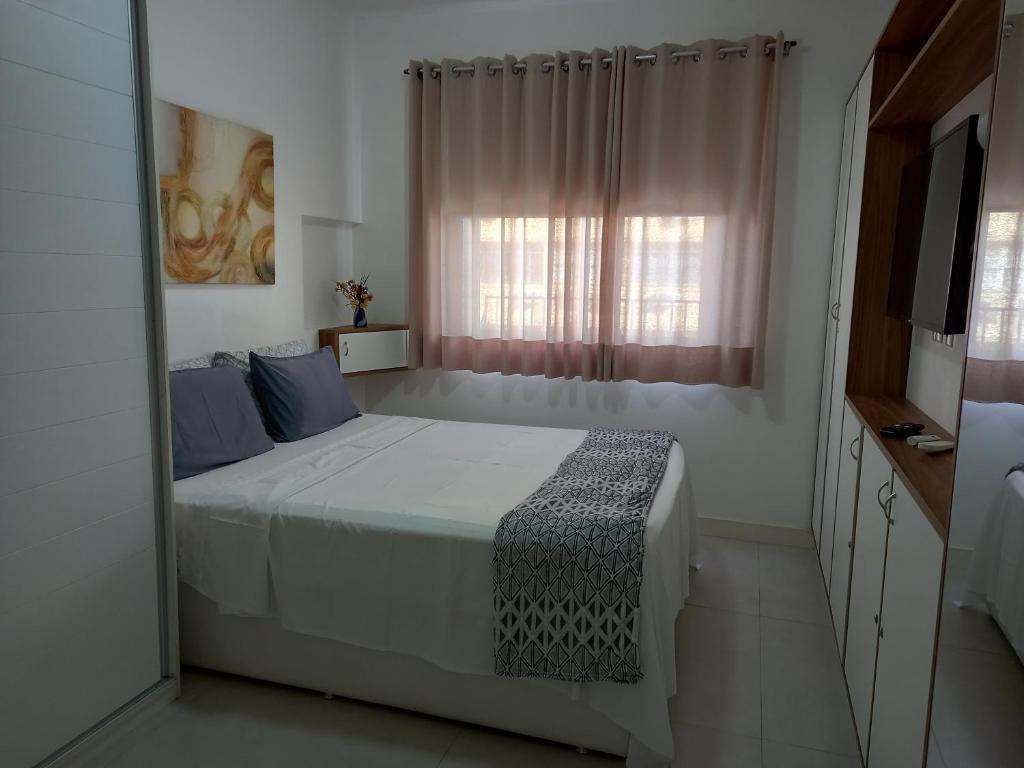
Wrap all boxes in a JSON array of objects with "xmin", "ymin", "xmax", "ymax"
[
  {"xmin": 815, "ymin": 58, "xmax": 873, "ymax": 554},
  {"xmin": 845, "ymin": 431, "xmax": 891, "ymax": 756},
  {"xmin": 338, "ymin": 330, "xmax": 409, "ymax": 374},
  {"xmin": 829, "ymin": 402, "xmax": 863, "ymax": 659},
  {"xmin": 868, "ymin": 476, "xmax": 944, "ymax": 768},
  {"xmin": 814, "ymin": 87, "xmax": 859, "ymax": 551}
]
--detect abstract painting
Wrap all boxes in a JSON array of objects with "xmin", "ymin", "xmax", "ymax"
[{"xmin": 155, "ymin": 101, "xmax": 275, "ymax": 284}]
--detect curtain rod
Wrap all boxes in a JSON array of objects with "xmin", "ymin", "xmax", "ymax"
[{"xmin": 403, "ymin": 40, "xmax": 797, "ymax": 77}]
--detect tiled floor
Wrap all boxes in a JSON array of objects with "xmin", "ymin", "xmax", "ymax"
[
  {"xmin": 102, "ymin": 536, "xmax": 862, "ymax": 767},
  {"xmin": 928, "ymin": 567, "xmax": 1024, "ymax": 768}
]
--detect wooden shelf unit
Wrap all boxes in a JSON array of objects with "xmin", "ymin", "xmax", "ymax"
[
  {"xmin": 842, "ymin": 0, "xmax": 1004, "ymax": 537},
  {"xmin": 846, "ymin": 394, "xmax": 955, "ymax": 537},
  {"xmin": 319, "ymin": 323, "xmax": 409, "ymax": 336},
  {"xmin": 876, "ymin": 0, "xmax": 958, "ymax": 51},
  {"xmin": 870, "ymin": 0, "xmax": 1002, "ymax": 128}
]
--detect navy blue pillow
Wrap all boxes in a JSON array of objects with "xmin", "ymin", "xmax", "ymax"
[
  {"xmin": 249, "ymin": 347, "xmax": 361, "ymax": 442},
  {"xmin": 169, "ymin": 366, "xmax": 274, "ymax": 480}
]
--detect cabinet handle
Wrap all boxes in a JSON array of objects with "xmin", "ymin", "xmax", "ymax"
[
  {"xmin": 873, "ymin": 613, "xmax": 878, "ymax": 624},
  {"xmin": 876, "ymin": 480, "xmax": 889, "ymax": 511},
  {"xmin": 342, "ymin": 340, "xmax": 350, "ymax": 357},
  {"xmin": 881, "ymin": 489, "xmax": 897, "ymax": 524},
  {"xmin": 849, "ymin": 436, "xmax": 860, "ymax": 461},
  {"xmin": 830, "ymin": 301, "xmax": 840, "ymax": 321}
]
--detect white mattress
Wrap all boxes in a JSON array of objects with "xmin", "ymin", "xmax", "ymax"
[
  {"xmin": 174, "ymin": 414, "xmax": 694, "ymax": 766},
  {"xmin": 967, "ymin": 471, "xmax": 1024, "ymax": 662}
]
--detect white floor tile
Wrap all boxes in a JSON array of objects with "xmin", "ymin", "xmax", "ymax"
[
  {"xmin": 762, "ymin": 740, "xmax": 860, "ymax": 768},
  {"xmin": 104, "ymin": 674, "xmax": 459, "ymax": 768},
  {"xmin": 671, "ymin": 723, "xmax": 761, "ymax": 768},
  {"xmin": 688, "ymin": 536, "xmax": 760, "ymax": 615},
  {"xmin": 758, "ymin": 543, "xmax": 831, "ymax": 626},
  {"xmin": 438, "ymin": 726, "xmax": 622, "ymax": 767},
  {"xmin": 930, "ymin": 645, "xmax": 1024, "ymax": 768},
  {"xmin": 670, "ymin": 606, "xmax": 761, "ymax": 737},
  {"xmin": 938, "ymin": 593, "xmax": 1015, "ymax": 657},
  {"xmin": 761, "ymin": 617, "xmax": 859, "ymax": 757}
]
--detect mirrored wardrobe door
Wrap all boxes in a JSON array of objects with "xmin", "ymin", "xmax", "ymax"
[{"xmin": 930, "ymin": 7, "xmax": 1024, "ymax": 767}]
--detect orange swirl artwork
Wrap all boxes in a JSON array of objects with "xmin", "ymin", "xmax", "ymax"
[{"xmin": 155, "ymin": 101, "xmax": 275, "ymax": 284}]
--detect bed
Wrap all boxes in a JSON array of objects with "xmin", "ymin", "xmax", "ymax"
[
  {"xmin": 966, "ymin": 469, "xmax": 1024, "ymax": 662},
  {"xmin": 174, "ymin": 414, "xmax": 695, "ymax": 767}
]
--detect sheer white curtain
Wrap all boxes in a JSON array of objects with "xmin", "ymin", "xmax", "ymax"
[{"xmin": 409, "ymin": 37, "xmax": 783, "ymax": 387}]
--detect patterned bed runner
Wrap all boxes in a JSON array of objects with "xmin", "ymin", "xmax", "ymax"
[{"xmin": 493, "ymin": 428, "xmax": 676, "ymax": 684}]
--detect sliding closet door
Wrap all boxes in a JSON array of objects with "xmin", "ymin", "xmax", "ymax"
[{"xmin": 0, "ymin": 1, "xmax": 168, "ymax": 765}]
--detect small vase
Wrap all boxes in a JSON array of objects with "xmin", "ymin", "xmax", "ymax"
[{"xmin": 353, "ymin": 307, "xmax": 367, "ymax": 328}]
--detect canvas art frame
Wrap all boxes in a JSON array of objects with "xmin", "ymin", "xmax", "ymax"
[{"xmin": 155, "ymin": 101, "xmax": 275, "ymax": 285}]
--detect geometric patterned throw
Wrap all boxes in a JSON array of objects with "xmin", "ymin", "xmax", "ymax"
[{"xmin": 493, "ymin": 428, "xmax": 676, "ymax": 684}]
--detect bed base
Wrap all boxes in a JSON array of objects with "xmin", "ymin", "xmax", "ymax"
[{"xmin": 179, "ymin": 585, "xmax": 630, "ymax": 756}]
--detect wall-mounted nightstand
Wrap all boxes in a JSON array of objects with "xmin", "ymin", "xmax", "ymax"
[{"xmin": 318, "ymin": 324, "xmax": 409, "ymax": 376}]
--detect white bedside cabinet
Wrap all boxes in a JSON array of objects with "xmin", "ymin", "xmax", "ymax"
[{"xmin": 318, "ymin": 324, "xmax": 409, "ymax": 375}]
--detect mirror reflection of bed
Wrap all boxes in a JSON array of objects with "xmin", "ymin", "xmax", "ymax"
[{"xmin": 929, "ymin": 9, "xmax": 1024, "ymax": 766}]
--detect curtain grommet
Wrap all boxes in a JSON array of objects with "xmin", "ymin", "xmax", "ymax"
[
  {"xmin": 718, "ymin": 50, "xmax": 728, "ymax": 60},
  {"xmin": 740, "ymin": 49, "xmax": 748, "ymax": 58},
  {"xmin": 693, "ymin": 53, "xmax": 702, "ymax": 63},
  {"xmin": 451, "ymin": 64, "xmax": 461, "ymax": 78}
]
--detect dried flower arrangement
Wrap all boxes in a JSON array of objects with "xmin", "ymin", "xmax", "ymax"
[{"xmin": 335, "ymin": 274, "xmax": 373, "ymax": 327}]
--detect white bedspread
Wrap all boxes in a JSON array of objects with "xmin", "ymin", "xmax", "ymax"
[
  {"xmin": 967, "ymin": 471, "xmax": 1024, "ymax": 662},
  {"xmin": 174, "ymin": 414, "xmax": 695, "ymax": 766}
]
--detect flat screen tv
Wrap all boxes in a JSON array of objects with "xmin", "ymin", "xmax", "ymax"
[{"xmin": 887, "ymin": 114, "xmax": 985, "ymax": 335}]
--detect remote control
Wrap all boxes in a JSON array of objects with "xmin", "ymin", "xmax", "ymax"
[
  {"xmin": 907, "ymin": 434, "xmax": 941, "ymax": 446},
  {"xmin": 918, "ymin": 440, "xmax": 954, "ymax": 454},
  {"xmin": 880, "ymin": 422, "xmax": 925, "ymax": 438}
]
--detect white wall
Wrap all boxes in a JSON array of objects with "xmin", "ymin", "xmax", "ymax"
[
  {"xmin": 349, "ymin": 0, "xmax": 897, "ymax": 530},
  {"xmin": 303, "ymin": 217, "xmax": 355, "ymax": 333},
  {"xmin": 905, "ymin": 329, "xmax": 965, "ymax": 435},
  {"xmin": 147, "ymin": 0, "xmax": 361, "ymax": 361},
  {"xmin": 0, "ymin": 0, "xmax": 162, "ymax": 763}
]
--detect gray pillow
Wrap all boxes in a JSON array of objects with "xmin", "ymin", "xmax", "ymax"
[
  {"xmin": 169, "ymin": 366, "xmax": 274, "ymax": 480},
  {"xmin": 213, "ymin": 339, "xmax": 310, "ymax": 400},
  {"xmin": 249, "ymin": 347, "xmax": 360, "ymax": 442}
]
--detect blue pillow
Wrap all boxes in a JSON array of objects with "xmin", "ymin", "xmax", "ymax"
[
  {"xmin": 249, "ymin": 347, "xmax": 361, "ymax": 442},
  {"xmin": 169, "ymin": 366, "xmax": 274, "ymax": 480}
]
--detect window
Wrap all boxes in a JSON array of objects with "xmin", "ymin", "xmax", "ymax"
[
  {"xmin": 973, "ymin": 211, "xmax": 1024, "ymax": 359},
  {"xmin": 619, "ymin": 215, "xmax": 720, "ymax": 347},
  {"xmin": 446, "ymin": 214, "xmax": 720, "ymax": 347},
  {"xmin": 410, "ymin": 39, "xmax": 781, "ymax": 385}
]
